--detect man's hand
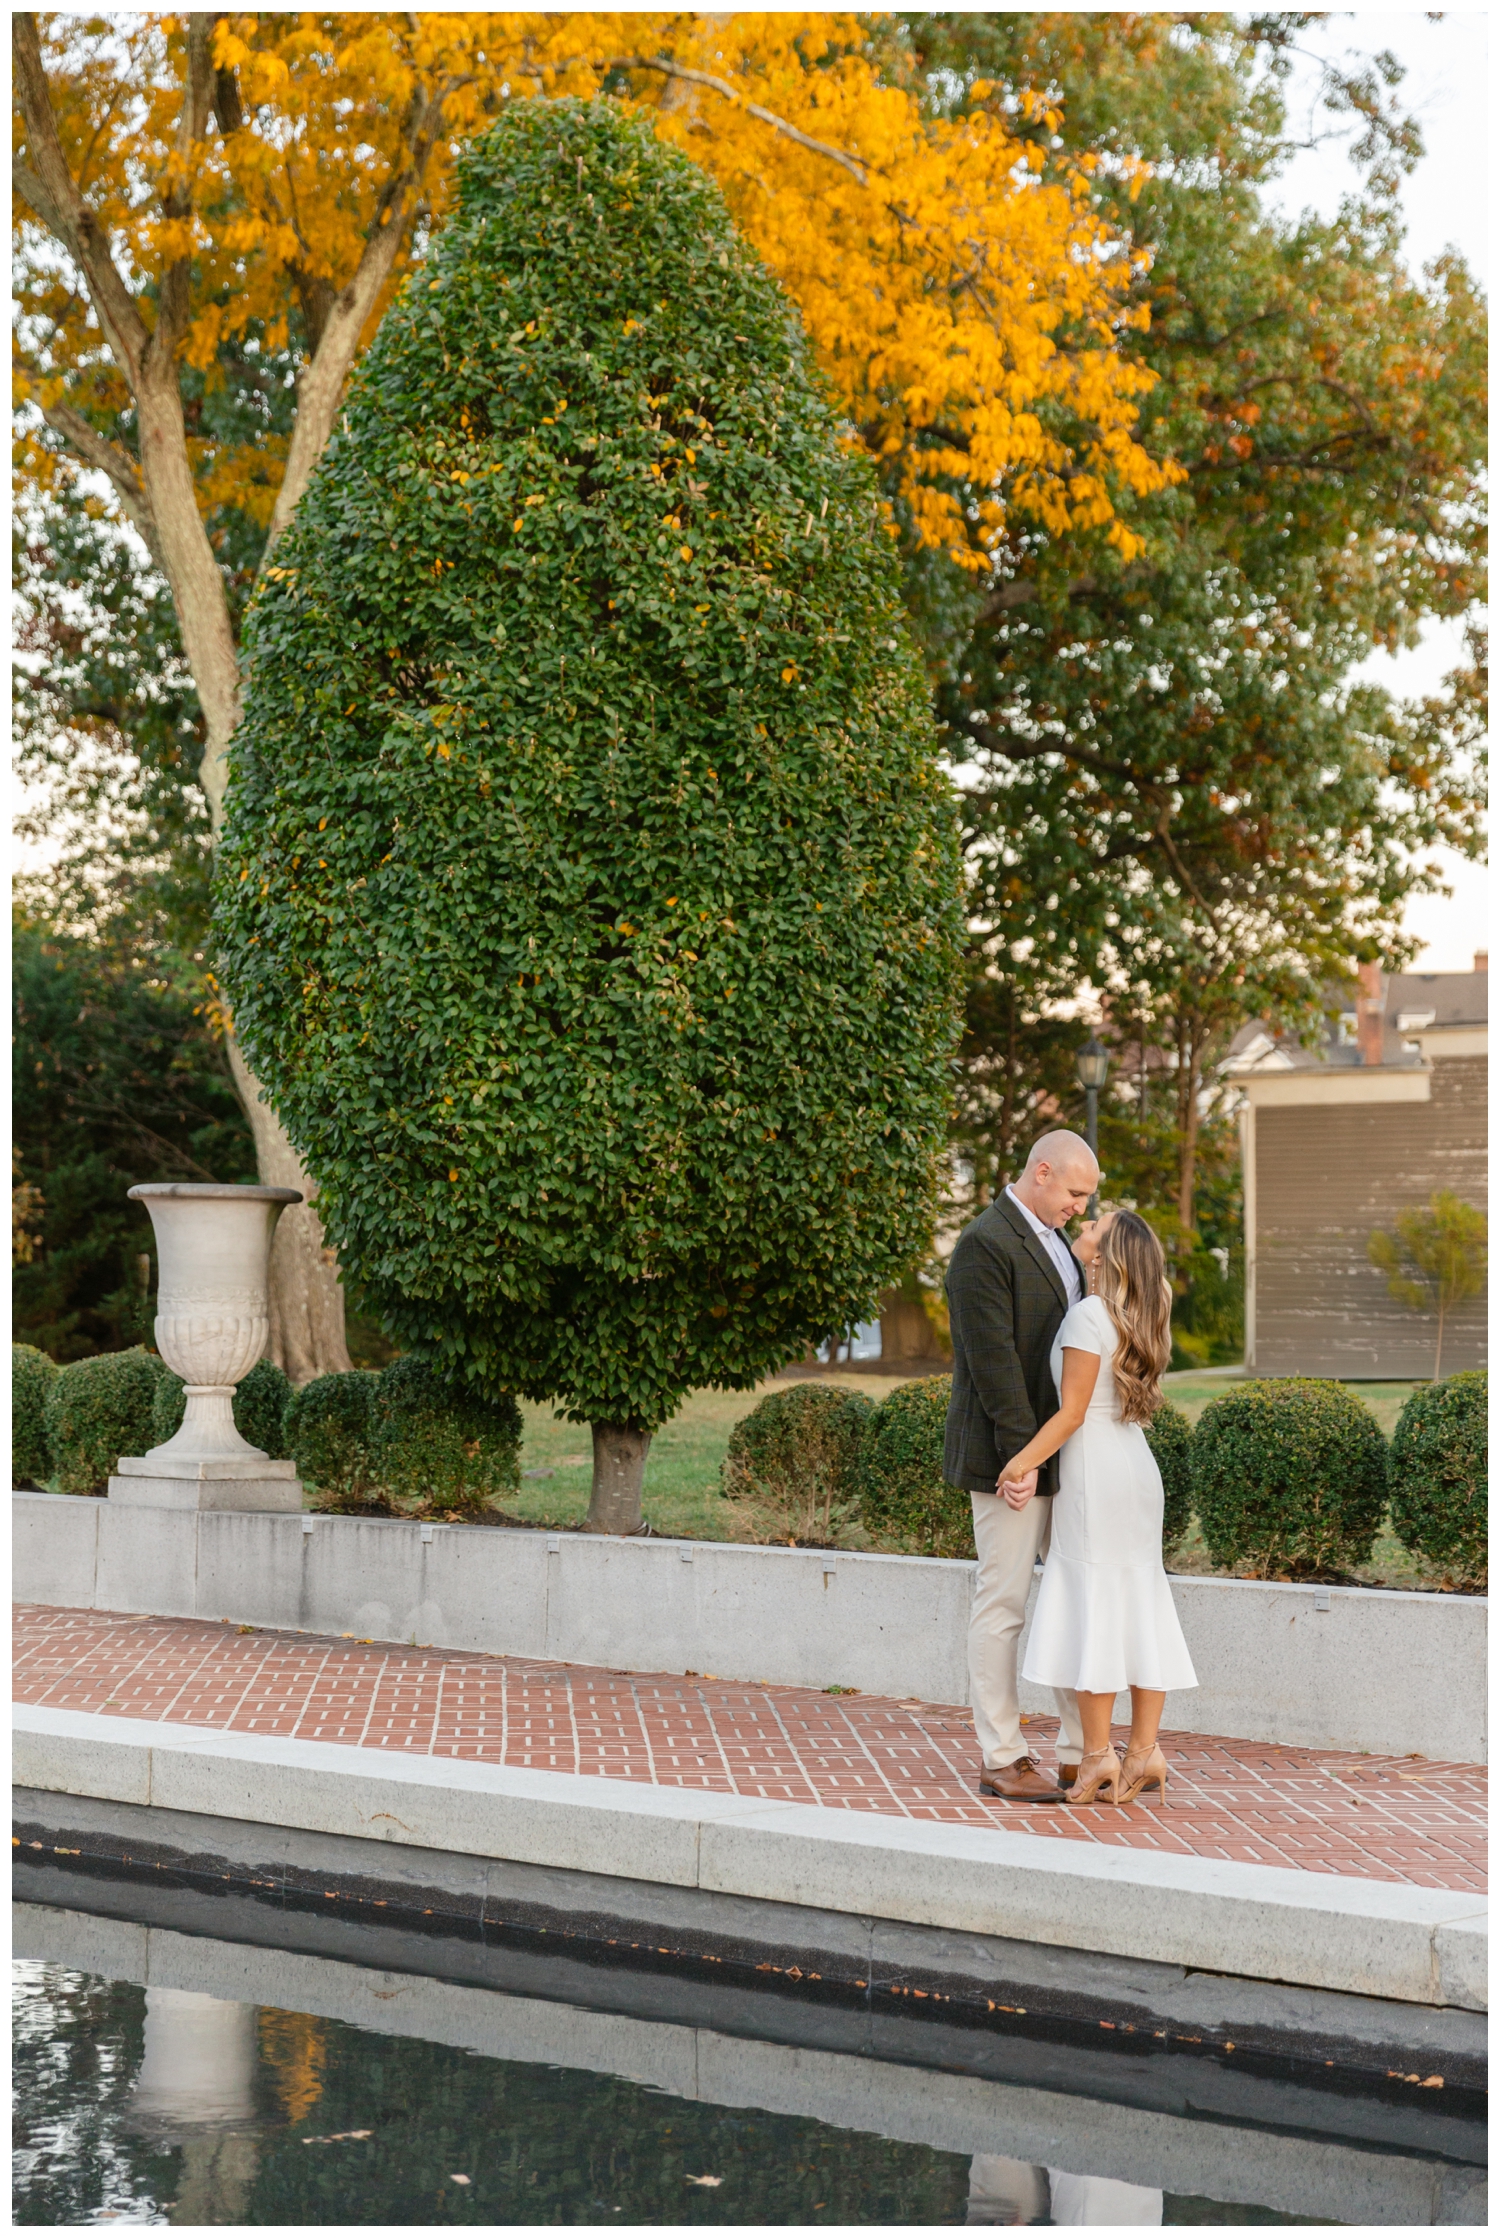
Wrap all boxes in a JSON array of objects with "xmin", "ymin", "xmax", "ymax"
[{"xmin": 998, "ymin": 1467, "xmax": 1039, "ymax": 1511}]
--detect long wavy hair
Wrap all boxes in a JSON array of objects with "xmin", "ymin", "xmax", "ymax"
[{"xmin": 1095, "ymin": 1211, "xmax": 1172, "ymax": 1424}]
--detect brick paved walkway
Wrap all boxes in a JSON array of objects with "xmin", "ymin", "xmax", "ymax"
[{"xmin": 14, "ymin": 1605, "xmax": 1485, "ymax": 1894}]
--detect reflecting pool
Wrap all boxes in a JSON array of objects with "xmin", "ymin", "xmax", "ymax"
[{"xmin": 14, "ymin": 1960, "xmax": 1330, "ymax": 2228}]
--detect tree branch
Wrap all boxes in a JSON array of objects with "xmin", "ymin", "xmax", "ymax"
[
  {"xmin": 153, "ymin": 11, "xmax": 218, "ymax": 357},
  {"xmin": 11, "ymin": 15, "xmax": 150, "ymax": 382},
  {"xmin": 39, "ymin": 402, "xmax": 166, "ymax": 569},
  {"xmin": 607, "ymin": 57, "xmax": 870, "ymax": 183},
  {"xmin": 263, "ymin": 70, "xmax": 470, "ymax": 550}
]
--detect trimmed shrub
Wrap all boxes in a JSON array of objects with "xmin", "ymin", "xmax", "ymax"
[
  {"xmin": 856, "ymin": 1374, "xmax": 972, "ymax": 1558},
  {"xmin": 1388, "ymin": 1370, "xmax": 1487, "ymax": 1588},
  {"xmin": 150, "ymin": 1359, "xmax": 294, "ymax": 1460},
  {"xmin": 723, "ymin": 1383, "xmax": 874, "ymax": 1546},
  {"xmin": 1191, "ymin": 1379, "xmax": 1389, "ymax": 1578},
  {"xmin": 284, "ymin": 1372, "xmax": 380, "ymax": 1506},
  {"xmin": 216, "ymin": 97, "xmax": 961, "ymax": 1476},
  {"xmin": 1145, "ymin": 1400, "xmax": 1193, "ymax": 1558},
  {"xmin": 13, "ymin": 1344, "xmax": 58, "ymax": 1487},
  {"xmin": 369, "ymin": 1355, "xmax": 523, "ymax": 1514},
  {"xmin": 43, "ymin": 1347, "xmax": 167, "ymax": 1497}
]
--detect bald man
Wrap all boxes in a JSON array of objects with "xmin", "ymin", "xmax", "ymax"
[{"xmin": 943, "ymin": 1131, "xmax": 1096, "ymax": 1801}]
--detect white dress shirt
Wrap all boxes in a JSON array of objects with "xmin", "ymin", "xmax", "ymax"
[{"xmin": 1004, "ymin": 1186, "xmax": 1083, "ymax": 1307}]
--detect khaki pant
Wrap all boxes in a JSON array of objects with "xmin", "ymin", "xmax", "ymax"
[{"xmin": 969, "ymin": 1491, "xmax": 1085, "ymax": 1771}]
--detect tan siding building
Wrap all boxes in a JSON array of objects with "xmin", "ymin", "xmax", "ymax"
[{"xmin": 1232, "ymin": 964, "xmax": 1488, "ymax": 1380}]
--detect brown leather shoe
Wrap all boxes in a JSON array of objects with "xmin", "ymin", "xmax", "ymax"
[
  {"xmin": 979, "ymin": 1756, "xmax": 1066, "ymax": 1803},
  {"xmin": 1056, "ymin": 1763, "xmax": 1078, "ymax": 1795}
]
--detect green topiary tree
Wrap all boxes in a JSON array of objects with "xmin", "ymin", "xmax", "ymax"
[
  {"xmin": 369, "ymin": 1355, "xmax": 523, "ymax": 1516},
  {"xmin": 216, "ymin": 99, "xmax": 962, "ymax": 1537},
  {"xmin": 43, "ymin": 1346, "xmax": 166, "ymax": 1497},
  {"xmin": 1388, "ymin": 1370, "xmax": 1487, "ymax": 1589},
  {"xmin": 1145, "ymin": 1398, "xmax": 1193, "ymax": 1558},
  {"xmin": 1368, "ymin": 1192, "xmax": 1487, "ymax": 1380},
  {"xmin": 151, "ymin": 1359, "xmax": 294, "ymax": 1460},
  {"xmin": 13, "ymin": 1344, "xmax": 58, "ymax": 1487},
  {"xmin": 284, "ymin": 1371, "xmax": 379, "ymax": 1508},
  {"xmin": 857, "ymin": 1372, "xmax": 974, "ymax": 1558},
  {"xmin": 722, "ymin": 1382, "xmax": 873, "ymax": 1546},
  {"xmin": 1191, "ymin": 1379, "xmax": 1389, "ymax": 1579}
]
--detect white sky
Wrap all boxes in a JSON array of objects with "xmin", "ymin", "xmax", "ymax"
[{"xmin": 1257, "ymin": 8, "xmax": 1488, "ymax": 972}]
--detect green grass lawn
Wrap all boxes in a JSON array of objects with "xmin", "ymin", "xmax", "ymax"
[
  {"xmin": 495, "ymin": 1365, "xmax": 1463, "ymax": 1593},
  {"xmin": 505, "ymin": 1374, "xmax": 916, "ymax": 1542}
]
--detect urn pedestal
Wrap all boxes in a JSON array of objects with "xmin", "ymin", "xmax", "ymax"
[{"xmin": 110, "ymin": 1182, "xmax": 307, "ymax": 1513}]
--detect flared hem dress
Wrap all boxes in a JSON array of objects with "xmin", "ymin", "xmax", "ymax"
[{"xmin": 1021, "ymin": 1294, "xmax": 1197, "ymax": 1697}]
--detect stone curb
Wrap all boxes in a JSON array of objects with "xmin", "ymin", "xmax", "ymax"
[{"xmin": 13, "ymin": 1703, "xmax": 1486, "ymax": 2010}]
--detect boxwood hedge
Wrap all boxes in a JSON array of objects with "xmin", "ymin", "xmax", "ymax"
[
  {"xmin": 1191, "ymin": 1379, "xmax": 1388, "ymax": 1577},
  {"xmin": 1145, "ymin": 1399, "xmax": 1193, "ymax": 1558},
  {"xmin": 368, "ymin": 1355, "xmax": 523, "ymax": 1514},
  {"xmin": 43, "ymin": 1346, "xmax": 166, "ymax": 1497},
  {"xmin": 1388, "ymin": 1370, "xmax": 1486, "ymax": 1588},
  {"xmin": 857, "ymin": 1373, "xmax": 973, "ymax": 1558},
  {"xmin": 284, "ymin": 1371, "xmax": 380, "ymax": 1507},
  {"xmin": 12, "ymin": 1344, "xmax": 57, "ymax": 1487},
  {"xmin": 722, "ymin": 1381, "xmax": 873, "ymax": 1545},
  {"xmin": 216, "ymin": 98, "xmax": 961, "ymax": 1468}
]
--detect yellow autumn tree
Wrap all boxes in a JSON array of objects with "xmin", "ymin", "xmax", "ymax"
[{"xmin": 13, "ymin": 9, "xmax": 1172, "ymax": 1365}]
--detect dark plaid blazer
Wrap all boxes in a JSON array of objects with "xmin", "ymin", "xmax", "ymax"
[{"xmin": 942, "ymin": 1192, "xmax": 1084, "ymax": 1498}]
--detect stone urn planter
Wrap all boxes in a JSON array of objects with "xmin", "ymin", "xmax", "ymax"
[{"xmin": 110, "ymin": 1183, "xmax": 306, "ymax": 1512}]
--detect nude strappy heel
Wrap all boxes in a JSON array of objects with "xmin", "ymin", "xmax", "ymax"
[
  {"xmin": 1068, "ymin": 1745, "xmax": 1121, "ymax": 1805},
  {"xmin": 1118, "ymin": 1742, "xmax": 1169, "ymax": 1805}
]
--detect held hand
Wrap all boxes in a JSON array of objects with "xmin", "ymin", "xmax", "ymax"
[{"xmin": 997, "ymin": 1467, "xmax": 1039, "ymax": 1511}]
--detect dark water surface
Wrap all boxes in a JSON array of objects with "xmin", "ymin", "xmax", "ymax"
[{"xmin": 12, "ymin": 1960, "xmax": 1326, "ymax": 2228}]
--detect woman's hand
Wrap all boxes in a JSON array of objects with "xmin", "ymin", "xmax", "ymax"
[{"xmin": 998, "ymin": 1466, "xmax": 1039, "ymax": 1511}]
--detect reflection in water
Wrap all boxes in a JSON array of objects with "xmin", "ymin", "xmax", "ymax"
[
  {"xmin": 125, "ymin": 1990, "xmax": 264, "ymax": 2226},
  {"xmin": 965, "ymin": 2155, "xmax": 1163, "ymax": 2226},
  {"xmin": 966, "ymin": 2153, "xmax": 1050, "ymax": 2224},
  {"xmin": 12, "ymin": 1959, "xmax": 1343, "ymax": 2227},
  {"xmin": 1049, "ymin": 2168, "xmax": 1163, "ymax": 2225},
  {"xmin": 130, "ymin": 1989, "xmax": 260, "ymax": 2132}
]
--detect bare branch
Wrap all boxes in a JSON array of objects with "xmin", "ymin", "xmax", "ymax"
[
  {"xmin": 154, "ymin": 12, "xmax": 219, "ymax": 354},
  {"xmin": 39, "ymin": 401, "xmax": 165, "ymax": 569},
  {"xmin": 11, "ymin": 15, "xmax": 150, "ymax": 383},
  {"xmin": 608, "ymin": 57, "xmax": 870, "ymax": 183}
]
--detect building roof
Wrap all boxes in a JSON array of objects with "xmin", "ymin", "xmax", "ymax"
[
  {"xmin": 1227, "ymin": 965, "xmax": 1487, "ymax": 1076},
  {"xmin": 1385, "ymin": 969, "xmax": 1489, "ymax": 1034}
]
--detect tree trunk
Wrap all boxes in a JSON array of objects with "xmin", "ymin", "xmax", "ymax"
[
  {"xmin": 226, "ymin": 1039, "xmax": 352, "ymax": 1383},
  {"xmin": 1434, "ymin": 1302, "xmax": 1445, "ymax": 1383},
  {"xmin": 877, "ymin": 1288, "xmax": 947, "ymax": 1366},
  {"xmin": 1176, "ymin": 1017, "xmax": 1203, "ymax": 1235},
  {"xmin": 585, "ymin": 1423, "xmax": 653, "ymax": 1535},
  {"xmin": 15, "ymin": 13, "xmax": 355, "ymax": 1380},
  {"xmin": 996, "ymin": 978, "xmax": 1016, "ymax": 1194}
]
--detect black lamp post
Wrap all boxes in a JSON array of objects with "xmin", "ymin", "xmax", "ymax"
[{"xmin": 1075, "ymin": 1034, "xmax": 1110, "ymax": 1216}]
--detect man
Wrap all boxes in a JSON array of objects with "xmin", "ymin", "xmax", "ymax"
[{"xmin": 943, "ymin": 1129, "xmax": 1097, "ymax": 1801}]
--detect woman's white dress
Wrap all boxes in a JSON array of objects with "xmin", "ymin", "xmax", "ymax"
[{"xmin": 1021, "ymin": 1294, "xmax": 1197, "ymax": 1695}]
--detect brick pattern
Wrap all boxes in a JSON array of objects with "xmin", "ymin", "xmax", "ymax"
[{"xmin": 14, "ymin": 1605, "xmax": 1485, "ymax": 1894}]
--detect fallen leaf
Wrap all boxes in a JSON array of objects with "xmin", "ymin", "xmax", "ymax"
[{"xmin": 685, "ymin": 2175, "xmax": 723, "ymax": 2188}]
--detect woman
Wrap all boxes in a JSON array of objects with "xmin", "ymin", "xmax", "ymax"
[{"xmin": 1002, "ymin": 1208, "xmax": 1196, "ymax": 1805}]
